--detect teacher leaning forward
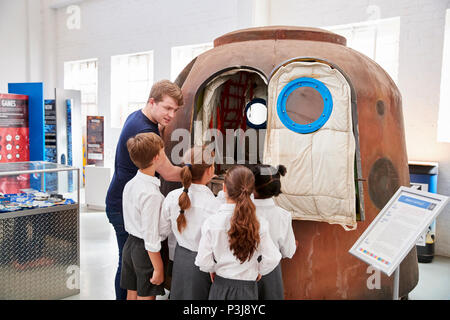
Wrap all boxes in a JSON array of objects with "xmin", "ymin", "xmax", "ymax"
[{"xmin": 105, "ymin": 80, "xmax": 184, "ymax": 300}]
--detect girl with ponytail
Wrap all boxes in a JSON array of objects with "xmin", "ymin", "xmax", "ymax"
[
  {"xmin": 195, "ymin": 165, "xmax": 281, "ymax": 300},
  {"xmin": 251, "ymin": 164, "xmax": 297, "ymax": 300},
  {"xmin": 159, "ymin": 146, "xmax": 218, "ymax": 300}
]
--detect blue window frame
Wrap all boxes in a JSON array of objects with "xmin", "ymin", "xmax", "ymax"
[{"xmin": 277, "ymin": 77, "xmax": 333, "ymax": 134}]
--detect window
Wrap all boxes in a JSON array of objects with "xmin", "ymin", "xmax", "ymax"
[
  {"xmin": 277, "ymin": 77, "xmax": 333, "ymax": 134},
  {"xmin": 325, "ymin": 17, "xmax": 400, "ymax": 83},
  {"xmin": 64, "ymin": 59, "xmax": 98, "ymax": 121},
  {"xmin": 111, "ymin": 51, "xmax": 154, "ymax": 128},
  {"xmin": 438, "ymin": 9, "xmax": 450, "ymax": 143},
  {"xmin": 171, "ymin": 43, "xmax": 213, "ymax": 81},
  {"xmin": 245, "ymin": 98, "xmax": 267, "ymax": 129}
]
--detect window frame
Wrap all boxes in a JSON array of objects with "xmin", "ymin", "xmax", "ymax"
[{"xmin": 276, "ymin": 77, "xmax": 333, "ymax": 134}]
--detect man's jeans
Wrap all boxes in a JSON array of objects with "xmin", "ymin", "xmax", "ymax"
[{"xmin": 106, "ymin": 210, "xmax": 128, "ymax": 300}]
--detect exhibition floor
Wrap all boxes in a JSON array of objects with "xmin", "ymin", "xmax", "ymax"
[{"xmin": 63, "ymin": 201, "xmax": 450, "ymax": 300}]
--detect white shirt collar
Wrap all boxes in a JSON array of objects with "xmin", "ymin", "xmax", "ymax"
[
  {"xmin": 253, "ymin": 198, "xmax": 275, "ymax": 207},
  {"xmin": 136, "ymin": 170, "xmax": 161, "ymax": 187},
  {"xmin": 219, "ymin": 203, "xmax": 236, "ymax": 214},
  {"xmin": 188, "ymin": 183, "xmax": 214, "ymax": 194}
]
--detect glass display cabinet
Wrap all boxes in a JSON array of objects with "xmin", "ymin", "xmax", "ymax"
[{"xmin": 0, "ymin": 161, "xmax": 80, "ymax": 300}]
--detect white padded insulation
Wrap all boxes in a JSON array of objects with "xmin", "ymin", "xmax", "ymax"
[{"xmin": 264, "ymin": 61, "xmax": 356, "ymax": 230}]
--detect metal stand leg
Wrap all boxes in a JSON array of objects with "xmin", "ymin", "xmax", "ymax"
[{"xmin": 393, "ymin": 267, "xmax": 400, "ymax": 300}]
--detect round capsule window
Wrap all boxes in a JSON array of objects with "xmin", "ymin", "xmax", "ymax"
[
  {"xmin": 245, "ymin": 98, "xmax": 267, "ymax": 129},
  {"xmin": 277, "ymin": 77, "xmax": 333, "ymax": 134}
]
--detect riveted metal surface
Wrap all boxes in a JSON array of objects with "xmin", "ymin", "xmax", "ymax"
[{"xmin": 0, "ymin": 207, "xmax": 79, "ymax": 300}]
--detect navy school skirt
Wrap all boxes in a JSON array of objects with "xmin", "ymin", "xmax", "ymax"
[
  {"xmin": 257, "ymin": 263, "xmax": 284, "ymax": 300},
  {"xmin": 209, "ymin": 275, "xmax": 258, "ymax": 300},
  {"xmin": 170, "ymin": 243, "xmax": 212, "ymax": 300}
]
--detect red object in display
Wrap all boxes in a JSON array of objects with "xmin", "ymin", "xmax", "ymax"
[
  {"xmin": 0, "ymin": 127, "xmax": 30, "ymax": 162},
  {"xmin": 0, "ymin": 93, "xmax": 30, "ymax": 193}
]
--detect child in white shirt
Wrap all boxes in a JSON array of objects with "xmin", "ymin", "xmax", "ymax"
[
  {"xmin": 120, "ymin": 132, "xmax": 166, "ymax": 300},
  {"xmin": 160, "ymin": 146, "xmax": 218, "ymax": 299},
  {"xmin": 251, "ymin": 164, "xmax": 297, "ymax": 300},
  {"xmin": 195, "ymin": 165, "xmax": 281, "ymax": 300}
]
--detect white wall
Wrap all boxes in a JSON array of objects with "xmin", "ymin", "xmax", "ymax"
[
  {"xmin": 0, "ymin": 0, "xmax": 56, "ymax": 98},
  {"xmin": 0, "ymin": 0, "xmax": 29, "ymax": 92},
  {"xmin": 269, "ymin": 0, "xmax": 450, "ymax": 257}
]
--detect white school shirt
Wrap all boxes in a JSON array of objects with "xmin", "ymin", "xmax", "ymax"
[
  {"xmin": 122, "ymin": 171, "xmax": 164, "ymax": 252},
  {"xmin": 216, "ymin": 190, "xmax": 226, "ymax": 204},
  {"xmin": 195, "ymin": 203, "xmax": 281, "ymax": 281},
  {"xmin": 217, "ymin": 192, "xmax": 295, "ymax": 258},
  {"xmin": 167, "ymin": 233, "xmax": 177, "ymax": 261},
  {"xmin": 253, "ymin": 198, "xmax": 296, "ymax": 259},
  {"xmin": 160, "ymin": 184, "xmax": 220, "ymax": 253}
]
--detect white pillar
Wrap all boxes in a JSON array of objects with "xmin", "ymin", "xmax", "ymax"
[
  {"xmin": 41, "ymin": 0, "xmax": 58, "ymax": 98},
  {"xmin": 252, "ymin": 0, "xmax": 271, "ymax": 27}
]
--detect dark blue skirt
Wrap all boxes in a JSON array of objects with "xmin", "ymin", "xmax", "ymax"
[
  {"xmin": 170, "ymin": 244, "xmax": 211, "ymax": 300},
  {"xmin": 209, "ymin": 275, "xmax": 258, "ymax": 300},
  {"xmin": 257, "ymin": 263, "xmax": 284, "ymax": 300}
]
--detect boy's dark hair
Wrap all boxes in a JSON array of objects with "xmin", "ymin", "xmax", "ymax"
[
  {"xmin": 250, "ymin": 164, "xmax": 287, "ymax": 199},
  {"xmin": 126, "ymin": 132, "xmax": 164, "ymax": 169}
]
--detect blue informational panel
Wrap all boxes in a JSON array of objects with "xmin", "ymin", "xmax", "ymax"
[
  {"xmin": 55, "ymin": 89, "xmax": 81, "ymax": 193},
  {"xmin": 44, "ymin": 99, "xmax": 57, "ymax": 163},
  {"xmin": 8, "ymin": 83, "xmax": 45, "ymax": 192},
  {"xmin": 44, "ymin": 99, "xmax": 57, "ymax": 192},
  {"xmin": 66, "ymin": 99, "xmax": 73, "ymax": 167},
  {"xmin": 8, "ymin": 83, "xmax": 45, "ymax": 161}
]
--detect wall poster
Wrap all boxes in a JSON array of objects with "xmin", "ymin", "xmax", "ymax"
[
  {"xmin": 86, "ymin": 116, "xmax": 104, "ymax": 166},
  {"xmin": 0, "ymin": 93, "xmax": 30, "ymax": 193}
]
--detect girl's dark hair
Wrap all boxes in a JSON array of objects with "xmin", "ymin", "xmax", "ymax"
[
  {"xmin": 225, "ymin": 165, "xmax": 260, "ymax": 263},
  {"xmin": 250, "ymin": 164, "xmax": 287, "ymax": 199},
  {"xmin": 177, "ymin": 146, "xmax": 214, "ymax": 233}
]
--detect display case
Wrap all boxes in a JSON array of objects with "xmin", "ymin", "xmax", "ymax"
[{"xmin": 0, "ymin": 161, "xmax": 80, "ymax": 300}]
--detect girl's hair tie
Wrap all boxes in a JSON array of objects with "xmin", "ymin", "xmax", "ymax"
[
  {"xmin": 185, "ymin": 163, "xmax": 192, "ymax": 169},
  {"xmin": 180, "ymin": 209, "xmax": 185, "ymax": 214},
  {"xmin": 183, "ymin": 188, "xmax": 189, "ymax": 193}
]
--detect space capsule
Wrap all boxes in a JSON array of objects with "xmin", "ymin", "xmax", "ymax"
[{"xmin": 161, "ymin": 26, "xmax": 418, "ymax": 299}]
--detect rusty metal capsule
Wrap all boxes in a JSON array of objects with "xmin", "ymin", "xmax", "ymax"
[{"xmin": 161, "ymin": 26, "xmax": 418, "ymax": 299}]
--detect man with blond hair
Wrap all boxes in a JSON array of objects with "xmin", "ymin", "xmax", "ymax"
[{"xmin": 106, "ymin": 80, "xmax": 184, "ymax": 300}]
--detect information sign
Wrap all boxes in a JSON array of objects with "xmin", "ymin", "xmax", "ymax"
[{"xmin": 349, "ymin": 186, "xmax": 448, "ymax": 276}]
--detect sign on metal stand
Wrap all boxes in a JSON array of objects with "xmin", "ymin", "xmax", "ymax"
[
  {"xmin": 349, "ymin": 186, "xmax": 448, "ymax": 299},
  {"xmin": 393, "ymin": 267, "xmax": 399, "ymax": 300}
]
